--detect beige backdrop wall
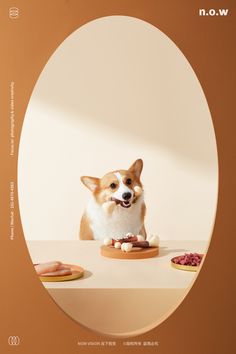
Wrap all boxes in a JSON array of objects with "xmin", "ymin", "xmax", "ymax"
[{"xmin": 18, "ymin": 16, "xmax": 218, "ymax": 241}]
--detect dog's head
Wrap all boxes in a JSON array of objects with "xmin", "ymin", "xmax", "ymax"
[{"xmin": 81, "ymin": 159, "xmax": 144, "ymax": 208}]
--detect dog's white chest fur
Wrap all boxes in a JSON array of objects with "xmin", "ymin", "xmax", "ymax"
[{"xmin": 86, "ymin": 196, "xmax": 144, "ymax": 240}]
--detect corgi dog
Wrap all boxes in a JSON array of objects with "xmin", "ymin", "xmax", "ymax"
[{"xmin": 79, "ymin": 159, "xmax": 146, "ymax": 240}]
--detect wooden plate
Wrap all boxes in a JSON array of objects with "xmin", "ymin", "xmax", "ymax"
[
  {"xmin": 100, "ymin": 245, "xmax": 159, "ymax": 259},
  {"xmin": 36, "ymin": 263, "xmax": 84, "ymax": 282},
  {"xmin": 171, "ymin": 256, "xmax": 203, "ymax": 272}
]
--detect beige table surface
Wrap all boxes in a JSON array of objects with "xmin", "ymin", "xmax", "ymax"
[
  {"xmin": 27, "ymin": 240, "xmax": 207, "ymax": 289},
  {"xmin": 26, "ymin": 240, "xmax": 208, "ymax": 335}
]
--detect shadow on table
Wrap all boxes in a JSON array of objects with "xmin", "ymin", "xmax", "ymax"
[
  {"xmin": 158, "ymin": 247, "xmax": 189, "ymax": 257},
  {"xmin": 82, "ymin": 270, "xmax": 93, "ymax": 280}
]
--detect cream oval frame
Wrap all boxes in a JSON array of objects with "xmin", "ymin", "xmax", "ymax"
[{"xmin": 18, "ymin": 16, "xmax": 218, "ymax": 337}]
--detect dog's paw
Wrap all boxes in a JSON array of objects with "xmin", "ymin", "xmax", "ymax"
[{"xmin": 102, "ymin": 201, "xmax": 116, "ymax": 215}]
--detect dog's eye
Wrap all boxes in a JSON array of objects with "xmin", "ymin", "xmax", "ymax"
[
  {"xmin": 126, "ymin": 178, "xmax": 132, "ymax": 185},
  {"xmin": 110, "ymin": 183, "xmax": 117, "ymax": 189}
]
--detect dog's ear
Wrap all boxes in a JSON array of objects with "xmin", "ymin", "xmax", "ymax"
[
  {"xmin": 81, "ymin": 176, "xmax": 100, "ymax": 192},
  {"xmin": 128, "ymin": 159, "xmax": 143, "ymax": 178}
]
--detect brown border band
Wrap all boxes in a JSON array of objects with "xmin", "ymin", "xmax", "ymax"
[{"xmin": 0, "ymin": 1, "xmax": 235, "ymax": 353}]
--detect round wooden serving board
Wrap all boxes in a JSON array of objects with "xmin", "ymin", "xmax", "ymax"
[
  {"xmin": 171, "ymin": 254, "xmax": 204, "ymax": 272},
  {"xmin": 38, "ymin": 264, "xmax": 84, "ymax": 282},
  {"xmin": 100, "ymin": 245, "xmax": 159, "ymax": 259},
  {"xmin": 171, "ymin": 262, "xmax": 199, "ymax": 272}
]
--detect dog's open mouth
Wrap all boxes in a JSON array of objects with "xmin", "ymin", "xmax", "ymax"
[{"xmin": 111, "ymin": 198, "xmax": 132, "ymax": 208}]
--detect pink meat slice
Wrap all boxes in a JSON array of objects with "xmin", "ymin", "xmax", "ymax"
[
  {"xmin": 40, "ymin": 269, "xmax": 72, "ymax": 276},
  {"xmin": 35, "ymin": 261, "xmax": 72, "ymax": 276}
]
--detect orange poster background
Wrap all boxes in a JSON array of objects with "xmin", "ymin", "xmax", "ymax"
[{"xmin": 0, "ymin": 1, "xmax": 235, "ymax": 353}]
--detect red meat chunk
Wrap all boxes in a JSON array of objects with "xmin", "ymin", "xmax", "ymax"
[{"xmin": 172, "ymin": 253, "xmax": 203, "ymax": 266}]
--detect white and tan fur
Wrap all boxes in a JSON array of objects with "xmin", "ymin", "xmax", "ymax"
[{"xmin": 79, "ymin": 159, "xmax": 146, "ymax": 240}]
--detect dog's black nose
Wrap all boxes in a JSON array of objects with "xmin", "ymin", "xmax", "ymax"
[{"xmin": 122, "ymin": 192, "xmax": 132, "ymax": 200}]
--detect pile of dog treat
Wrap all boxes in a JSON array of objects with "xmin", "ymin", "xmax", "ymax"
[
  {"xmin": 172, "ymin": 253, "xmax": 203, "ymax": 266},
  {"xmin": 103, "ymin": 233, "xmax": 159, "ymax": 252}
]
